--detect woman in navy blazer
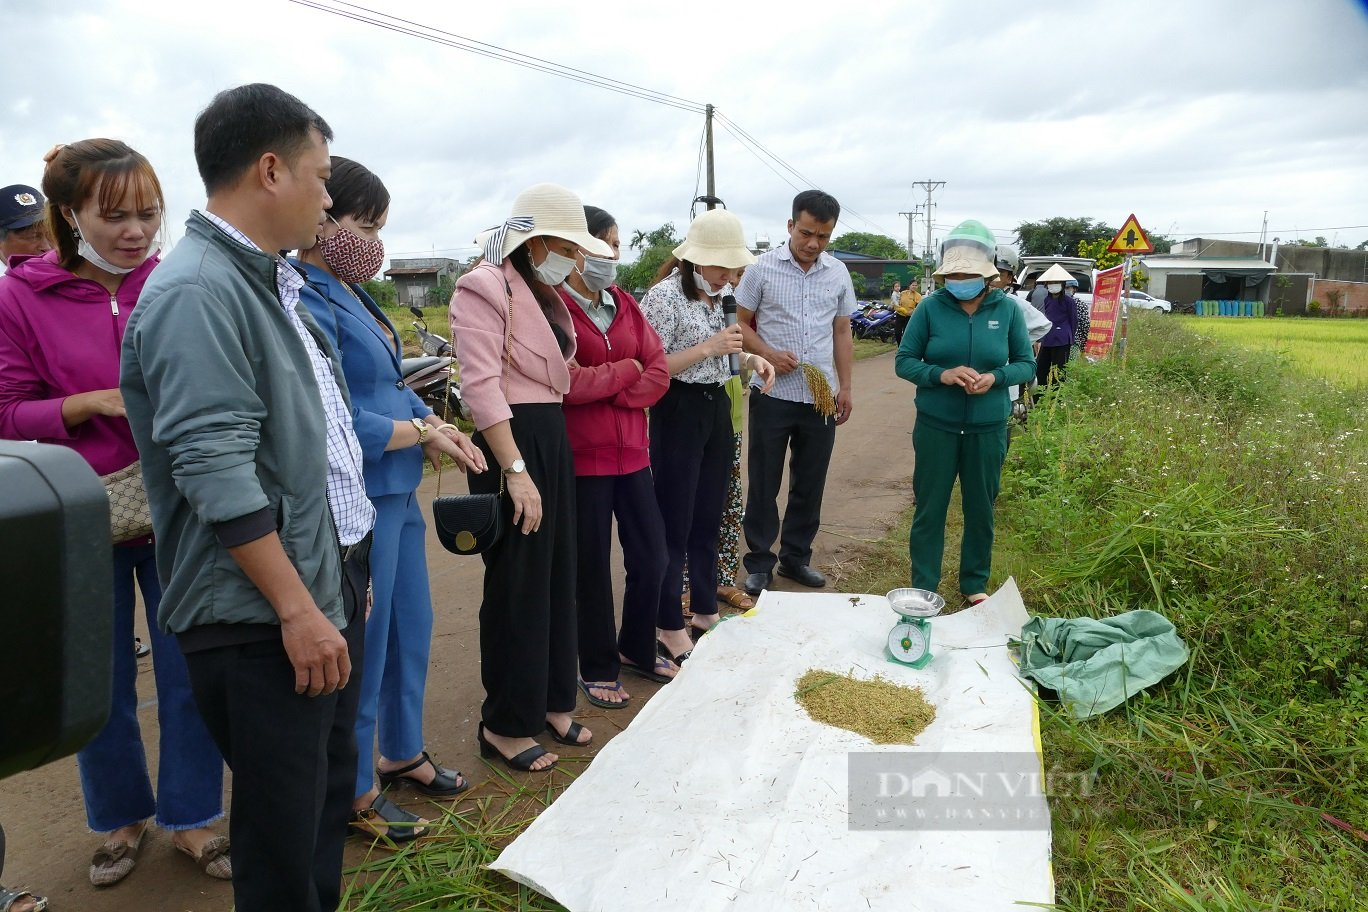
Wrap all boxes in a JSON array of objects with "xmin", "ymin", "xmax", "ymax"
[{"xmin": 294, "ymin": 158, "xmax": 486, "ymax": 844}]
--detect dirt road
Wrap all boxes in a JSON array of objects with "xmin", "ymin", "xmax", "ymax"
[{"xmin": 0, "ymin": 350, "xmax": 916, "ymax": 911}]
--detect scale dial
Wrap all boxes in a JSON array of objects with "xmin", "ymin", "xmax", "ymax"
[{"xmin": 888, "ymin": 621, "xmax": 930, "ymax": 665}]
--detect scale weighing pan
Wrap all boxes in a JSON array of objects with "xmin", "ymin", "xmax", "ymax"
[{"xmin": 886, "ymin": 587, "xmax": 945, "ymax": 619}]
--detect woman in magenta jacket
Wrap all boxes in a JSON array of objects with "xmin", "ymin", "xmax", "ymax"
[
  {"xmin": 0, "ymin": 140, "xmax": 227, "ymax": 888},
  {"xmin": 559, "ymin": 206, "xmax": 672, "ymax": 704}
]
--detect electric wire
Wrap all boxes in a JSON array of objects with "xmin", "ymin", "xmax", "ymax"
[
  {"xmin": 289, "ymin": 0, "xmax": 924, "ymax": 245},
  {"xmin": 285, "ymin": 0, "xmax": 706, "ymax": 114}
]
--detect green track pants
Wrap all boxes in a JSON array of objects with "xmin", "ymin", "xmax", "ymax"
[{"xmin": 908, "ymin": 421, "xmax": 1009, "ymax": 596}]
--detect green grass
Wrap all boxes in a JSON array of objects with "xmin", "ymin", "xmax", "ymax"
[
  {"xmin": 366, "ymin": 313, "xmax": 1368, "ymax": 911},
  {"xmin": 852, "ymin": 338, "xmax": 897, "ymax": 361},
  {"xmin": 847, "ymin": 316, "xmax": 1368, "ymax": 908},
  {"xmin": 1172, "ymin": 316, "xmax": 1368, "ymax": 388},
  {"xmin": 343, "ymin": 766, "xmax": 577, "ymax": 911}
]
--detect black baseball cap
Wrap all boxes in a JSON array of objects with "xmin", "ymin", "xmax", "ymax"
[{"xmin": 0, "ymin": 185, "xmax": 46, "ymax": 231}]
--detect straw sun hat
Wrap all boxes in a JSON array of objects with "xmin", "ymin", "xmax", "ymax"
[
  {"xmin": 932, "ymin": 219, "xmax": 1000, "ymax": 280},
  {"xmin": 475, "ymin": 183, "xmax": 613, "ymax": 264},
  {"xmin": 671, "ymin": 209, "xmax": 756, "ymax": 269}
]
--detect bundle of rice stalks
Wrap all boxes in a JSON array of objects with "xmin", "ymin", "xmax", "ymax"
[
  {"xmin": 800, "ymin": 363, "xmax": 837, "ymax": 419},
  {"xmin": 795, "ymin": 669, "xmax": 936, "ymax": 745}
]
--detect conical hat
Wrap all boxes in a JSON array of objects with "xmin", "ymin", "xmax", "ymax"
[{"xmin": 1038, "ymin": 264, "xmax": 1074, "ymax": 283}]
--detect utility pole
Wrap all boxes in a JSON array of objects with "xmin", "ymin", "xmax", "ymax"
[
  {"xmin": 911, "ymin": 181, "xmax": 945, "ymax": 292},
  {"xmin": 898, "ymin": 207, "xmax": 922, "ymax": 260},
  {"xmin": 705, "ymin": 104, "xmax": 716, "ymax": 209}
]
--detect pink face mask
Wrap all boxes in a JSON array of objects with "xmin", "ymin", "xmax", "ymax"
[{"xmin": 321, "ymin": 215, "xmax": 385, "ymax": 284}]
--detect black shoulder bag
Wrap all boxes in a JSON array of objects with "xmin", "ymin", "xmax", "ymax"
[{"xmin": 431, "ymin": 281, "xmax": 512, "ymax": 555}]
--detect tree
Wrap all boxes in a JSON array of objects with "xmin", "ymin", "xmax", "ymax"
[
  {"xmin": 361, "ymin": 278, "xmax": 397, "ymax": 308},
  {"xmin": 830, "ymin": 231, "xmax": 908, "ymax": 260},
  {"xmin": 1291, "ymin": 237, "xmax": 1329, "ymax": 248},
  {"xmin": 431, "ymin": 276, "xmax": 456, "ymax": 308},
  {"xmin": 617, "ymin": 222, "xmax": 682, "ymax": 294},
  {"xmin": 1077, "ymin": 237, "xmax": 1149, "ymax": 287},
  {"xmin": 1016, "ymin": 217, "xmax": 1115, "ymax": 257}
]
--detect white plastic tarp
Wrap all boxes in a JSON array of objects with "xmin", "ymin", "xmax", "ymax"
[{"xmin": 493, "ymin": 579, "xmax": 1054, "ymax": 911}]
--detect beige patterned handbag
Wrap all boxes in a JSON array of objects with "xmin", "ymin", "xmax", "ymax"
[{"xmin": 100, "ymin": 460, "xmax": 153, "ymax": 544}]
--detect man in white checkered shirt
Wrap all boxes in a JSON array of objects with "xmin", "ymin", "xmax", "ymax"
[
  {"xmin": 121, "ymin": 84, "xmax": 373, "ymax": 912},
  {"xmin": 735, "ymin": 190, "xmax": 855, "ymax": 595}
]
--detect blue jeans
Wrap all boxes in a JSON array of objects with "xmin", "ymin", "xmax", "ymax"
[
  {"xmin": 354, "ymin": 492, "xmax": 432, "ymax": 798},
  {"xmin": 75, "ymin": 542, "xmax": 224, "ymax": 832}
]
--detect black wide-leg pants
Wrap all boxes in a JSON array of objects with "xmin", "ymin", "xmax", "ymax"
[{"xmin": 470, "ymin": 403, "xmax": 578, "ymax": 737}]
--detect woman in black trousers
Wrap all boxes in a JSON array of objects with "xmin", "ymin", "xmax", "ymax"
[
  {"xmin": 640, "ymin": 210, "xmax": 774, "ymax": 666},
  {"xmin": 560, "ymin": 206, "xmax": 672, "ymax": 700},
  {"xmin": 450, "ymin": 184, "xmax": 613, "ymax": 772}
]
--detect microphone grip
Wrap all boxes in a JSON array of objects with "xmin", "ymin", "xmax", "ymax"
[{"xmin": 722, "ymin": 294, "xmax": 741, "ymax": 376}]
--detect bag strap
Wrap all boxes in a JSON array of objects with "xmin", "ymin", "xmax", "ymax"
[{"xmin": 437, "ymin": 278, "xmax": 512, "ymax": 497}]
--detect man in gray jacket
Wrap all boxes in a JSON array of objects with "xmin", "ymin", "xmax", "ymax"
[{"xmin": 122, "ymin": 84, "xmax": 375, "ymax": 912}]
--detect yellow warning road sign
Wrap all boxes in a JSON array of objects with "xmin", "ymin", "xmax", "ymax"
[{"xmin": 1107, "ymin": 214, "xmax": 1154, "ymax": 254}]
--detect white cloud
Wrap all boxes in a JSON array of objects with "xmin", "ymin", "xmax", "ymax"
[{"xmin": 2, "ymin": 0, "xmax": 1366, "ymax": 264}]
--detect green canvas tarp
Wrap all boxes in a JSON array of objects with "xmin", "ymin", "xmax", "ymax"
[{"xmin": 1018, "ymin": 610, "xmax": 1189, "ymax": 719}]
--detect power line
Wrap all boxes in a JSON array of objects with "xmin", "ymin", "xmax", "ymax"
[
  {"xmin": 713, "ymin": 111, "xmax": 897, "ymax": 238},
  {"xmin": 285, "ymin": 0, "xmax": 706, "ymax": 113},
  {"xmin": 289, "ymin": 0, "xmax": 903, "ymax": 240}
]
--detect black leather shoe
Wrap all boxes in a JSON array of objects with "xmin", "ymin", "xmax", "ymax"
[
  {"xmin": 742, "ymin": 572, "xmax": 771, "ymax": 596},
  {"xmin": 777, "ymin": 564, "xmax": 827, "ymax": 588}
]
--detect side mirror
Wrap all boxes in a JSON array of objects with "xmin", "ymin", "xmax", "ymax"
[{"xmin": 409, "ymin": 306, "xmax": 424, "ymax": 319}]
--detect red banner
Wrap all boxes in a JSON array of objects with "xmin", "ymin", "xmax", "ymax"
[{"xmin": 1084, "ymin": 266, "xmax": 1123, "ymax": 359}]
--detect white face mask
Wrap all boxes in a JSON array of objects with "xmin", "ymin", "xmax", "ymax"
[
  {"xmin": 693, "ymin": 269, "xmax": 726, "ymax": 298},
  {"xmin": 532, "ymin": 238, "xmax": 577, "ymax": 286},
  {"xmin": 580, "ymin": 256, "xmax": 617, "ymax": 293},
  {"xmin": 72, "ymin": 213, "xmax": 138, "ymax": 275},
  {"xmin": 1046, "ymin": 283, "xmax": 1063, "ymax": 294}
]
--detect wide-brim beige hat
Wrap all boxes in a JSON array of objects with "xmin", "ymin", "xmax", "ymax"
[
  {"xmin": 475, "ymin": 183, "xmax": 612, "ymax": 264},
  {"xmin": 671, "ymin": 209, "xmax": 756, "ymax": 269},
  {"xmin": 932, "ymin": 247, "xmax": 999, "ymax": 281}
]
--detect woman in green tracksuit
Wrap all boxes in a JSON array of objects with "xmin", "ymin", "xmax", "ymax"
[{"xmin": 895, "ymin": 220, "xmax": 1036, "ymax": 605}]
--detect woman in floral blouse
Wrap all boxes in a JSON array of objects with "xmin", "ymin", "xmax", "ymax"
[{"xmin": 640, "ymin": 210, "xmax": 774, "ymax": 667}]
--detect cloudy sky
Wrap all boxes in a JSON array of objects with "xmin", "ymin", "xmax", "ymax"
[{"xmin": 4, "ymin": 0, "xmax": 1367, "ymax": 267}]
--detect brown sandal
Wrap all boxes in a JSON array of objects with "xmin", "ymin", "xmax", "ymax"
[{"xmin": 716, "ymin": 585, "xmax": 755, "ymax": 611}]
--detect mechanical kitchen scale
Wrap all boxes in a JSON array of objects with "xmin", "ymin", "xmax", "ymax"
[{"xmin": 885, "ymin": 588, "xmax": 945, "ymax": 668}]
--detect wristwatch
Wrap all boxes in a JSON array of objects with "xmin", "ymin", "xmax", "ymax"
[
  {"xmin": 503, "ymin": 458, "xmax": 526, "ymax": 476},
  {"xmin": 410, "ymin": 418, "xmax": 429, "ymax": 445}
]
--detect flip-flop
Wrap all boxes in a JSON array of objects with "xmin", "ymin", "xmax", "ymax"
[
  {"xmin": 621, "ymin": 655, "xmax": 677, "ymax": 684},
  {"xmin": 577, "ymin": 677, "xmax": 630, "ymax": 709},
  {"xmin": 716, "ymin": 585, "xmax": 755, "ymax": 611}
]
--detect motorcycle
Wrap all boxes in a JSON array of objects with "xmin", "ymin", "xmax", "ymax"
[
  {"xmin": 404, "ymin": 306, "xmax": 470, "ymax": 422},
  {"xmin": 850, "ymin": 302, "xmax": 899, "ymax": 342}
]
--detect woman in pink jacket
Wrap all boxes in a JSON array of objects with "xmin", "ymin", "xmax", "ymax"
[
  {"xmin": 450, "ymin": 184, "xmax": 612, "ymax": 773},
  {"xmin": 559, "ymin": 206, "xmax": 672, "ymax": 705},
  {"xmin": 0, "ymin": 141, "xmax": 227, "ymax": 889}
]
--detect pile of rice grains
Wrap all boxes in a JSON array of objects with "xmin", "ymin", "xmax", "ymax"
[
  {"xmin": 795, "ymin": 669, "xmax": 936, "ymax": 745},
  {"xmin": 799, "ymin": 363, "xmax": 838, "ymax": 419}
]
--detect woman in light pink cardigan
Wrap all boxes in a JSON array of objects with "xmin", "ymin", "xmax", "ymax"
[{"xmin": 449, "ymin": 184, "xmax": 613, "ymax": 773}]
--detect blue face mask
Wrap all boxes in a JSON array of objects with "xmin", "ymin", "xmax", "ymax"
[{"xmin": 945, "ymin": 278, "xmax": 986, "ymax": 301}]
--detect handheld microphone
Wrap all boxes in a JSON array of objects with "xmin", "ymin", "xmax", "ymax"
[{"xmin": 721, "ymin": 294, "xmax": 741, "ymax": 376}]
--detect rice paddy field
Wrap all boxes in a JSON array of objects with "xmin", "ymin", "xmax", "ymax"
[{"xmin": 1173, "ymin": 316, "xmax": 1368, "ymax": 387}]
